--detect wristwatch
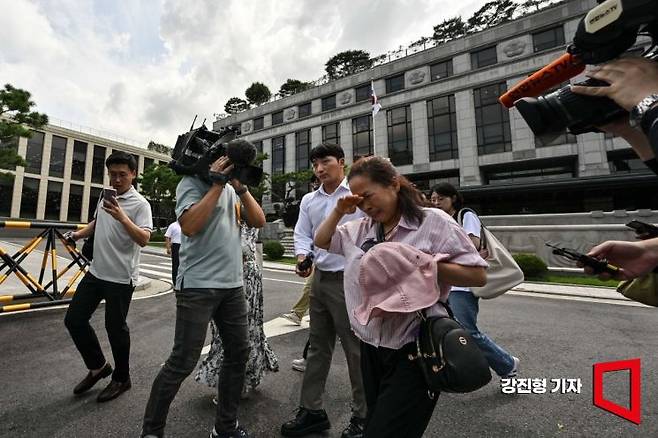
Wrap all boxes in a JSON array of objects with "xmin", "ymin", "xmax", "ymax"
[
  {"xmin": 629, "ymin": 93, "xmax": 658, "ymax": 128},
  {"xmin": 209, "ymin": 171, "xmax": 231, "ymax": 185}
]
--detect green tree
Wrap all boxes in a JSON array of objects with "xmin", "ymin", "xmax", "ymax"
[
  {"xmin": 138, "ymin": 164, "xmax": 182, "ymax": 224},
  {"xmin": 325, "ymin": 50, "xmax": 373, "ymax": 80},
  {"xmin": 224, "ymin": 97, "xmax": 250, "ymax": 114},
  {"xmin": 245, "ymin": 82, "xmax": 272, "ymax": 106},
  {"xmin": 278, "ymin": 79, "xmax": 313, "ymax": 98},
  {"xmin": 0, "ymin": 84, "xmax": 48, "ymax": 175},
  {"xmin": 467, "ymin": 0, "xmax": 518, "ymax": 32},
  {"xmin": 147, "ymin": 140, "xmax": 172, "ymax": 155},
  {"xmin": 517, "ymin": 0, "xmax": 556, "ymax": 14},
  {"xmin": 432, "ymin": 17, "xmax": 468, "ymax": 43},
  {"xmin": 270, "ymin": 169, "xmax": 314, "ymax": 204}
]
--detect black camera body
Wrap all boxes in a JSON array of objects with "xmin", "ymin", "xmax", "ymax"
[
  {"xmin": 516, "ymin": 0, "xmax": 658, "ymax": 137},
  {"xmin": 297, "ymin": 253, "xmax": 314, "ymax": 272},
  {"xmin": 170, "ymin": 124, "xmax": 264, "ymax": 187}
]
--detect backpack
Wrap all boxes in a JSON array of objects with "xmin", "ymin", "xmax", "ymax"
[{"xmin": 458, "ymin": 208, "xmax": 524, "ymax": 299}]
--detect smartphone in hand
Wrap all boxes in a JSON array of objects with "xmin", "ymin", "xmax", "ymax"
[{"xmin": 103, "ymin": 187, "xmax": 117, "ymax": 203}]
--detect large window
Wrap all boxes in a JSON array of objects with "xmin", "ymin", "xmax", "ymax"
[
  {"xmin": 387, "ymin": 106, "xmax": 413, "ymax": 166},
  {"xmin": 20, "ymin": 177, "xmax": 40, "ymax": 219},
  {"xmin": 0, "ymin": 136, "xmax": 19, "ymax": 172},
  {"xmin": 91, "ymin": 145, "xmax": 106, "ymax": 183},
  {"xmin": 355, "ymin": 84, "xmax": 370, "ymax": 102},
  {"xmin": 71, "ymin": 141, "xmax": 87, "ymax": 181},
  {"xmin": 471, "ymin": 46, "xmax": 497, "ymax": 69},
  {"xmin": 321, "ymin": 95, "xmax": 336, "ymax": 111},
  {"xmin": 298, "ymin": 102, "xmax": 312, "ymax": 118},
  {"xmin": 253, "ymin": 117, "xmax": 264, "ymax": 130},
  {"xmin": 143, "ymin": 157, "xmax": 155, "ymax": 171},
  {"xmin": 45, "ymin": 181, "xmax": 63, "ymax": 220},
  {"xmin": 0, "ymin": 177, "xmax": 13, "ymax": 217},
  {"xmin": 352, "ymin": 115, "xmax": 373, "ymax": 159},
  {"xmin": 430, "ymin": 60, "xmax": 453, "ymax": 81},
  {"xmin": 271, "ymin": 136, "xmax": 285, "ymax": 202},
  {"xmin": 322, "ymin": 123, "xmax": 340, "ymax": 145},
  {"xmin": 295, "ymin": 129, "xmax": 311, "ymax": 171},
  {"xmin": 474, "ymin": 83, "xmax": 512, "ymax": 155},
  {"xmin": 89, "ymin": 187, "xmax": 102, "ymax": 219},
  {"xmin": 427, "ymin": 95, "xmax": 458, "ymax": 161},
  {"xmin": 533, "ymin": 26, "xmax": 565, "ymax": 52},
  {"xmin": 49, "ymin": 135, "xmax": 67, "ymax": 178},
  {"xmin": 25, "ymin": 131, "xmax": 45, "ymax": 174},
  {"xmin": 271, "ymin": 111, "xmax": 283, "ymax": 126},
  {"xmin": 68, "ymin": 184, "xmax": 84, "ymax": 222},
  {"xmin": 385, "ymin": 74, "xmax": 405, "ymax": 93},
  {"xmin": 608, "ymin": 150, "xmax": 652, "ymax": 174}
]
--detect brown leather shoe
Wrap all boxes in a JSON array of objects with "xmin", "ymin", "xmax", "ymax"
[
  {"xmin": 96, "ymin": 378, "xmax": 131, "ymax": 402},
  {"xmin": 73, "ymin": 364, "xmax": 113, "ymax": 395}
]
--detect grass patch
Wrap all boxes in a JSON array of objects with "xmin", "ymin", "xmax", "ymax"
[{"xmin": 527, "ymin": 274, "xmax": 618, "ymax": 288}]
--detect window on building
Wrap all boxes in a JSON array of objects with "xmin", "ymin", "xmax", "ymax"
[
  {"xmin": 385, "ymin": 74, "xmax": 405, "ymax": 93},
  {"xmin": 25, "ymin": 131, "xmax": 45, "ymax": 174},
  {"xmin": 68, "ymin": 184, "xmax": 84, "ymax": 223},
  {"xmin": 272, "ymin": 111, "xmax": 283, "ymax": 126},
  {"xmin": 471, "ymin": 46, "xmax": 497, "ymax": 69},
  {"xmin": 253, "ymin": 140, "xmax": 263, "ymax": 154},
  {"xmin": 355, "ymin": 84, "xmax": 370, "ymax": 102},
  {"xmin": 89, "ymin": 187, "xmax": 102, "ymax": 219},
  {"xmin": 427, "ymin": 95, "xmax": 458, "ymax": 161},
  {"xmin": 483, "ymin": 159, "xmax": 575, "ymax": 185},
  {"xmin": 45, "ymin": 181, "xmax": 63, "ymax": 220},
  {"xmin": 253, "ymin": 117, "xmax": 264, "ymax": 130},
  {"xmin": 296, "ymin": 130, "xmax": 311, "ymax": 171},
  {"xmin": 271, "ymin": 136, "xmax": 285, "ymax": 202},
  {"xmin": 20, "ymin": 177, "xmax": 40, "ymax": 219},
  {"xmin": 143, "ymin": 158, "xmax": 155, "ymax": 171},
  {"xmin": 49, "ymin": 135, "xmax": 67, "ymax": 178},
  {"xmin": 0, "ymin": 177, "xmax": 14, "ymax": 217},
  {"xmin": 352, "ymin": 115, "xmax": 373, "ymax": 159},
  {"xmin": 298, "ymin": 102, "xmax": 312, "ymax": 118},
  {"xmin": 430, "ymin": 60, "xmax": 453, "ymax": 81},
  {"xmin": 91, "ymin": 145, "xmax": 106, "ymax": 183},
  {"xmin": 71, "ymin": 141, "xmax": 87, "ymax": 181},
  {"xmin": 387, "ymin": 106, "xmax": 413, "ymax": 166},
  {"xmin": 474, "ymin": 83, "xmax": 512, "ymax": 155},
  {"xmin": 321, "ymin": 95, "xmax": 336, "ymax": 111},
  {"xmin": 322, "ymin": 123, "xmax": 340, "ymax": 145},
  {"xmin": 608, "ymin": 150, "xmax": 652, "ymax": 174},
  {"xmin": 533, "ymin": 26, "xmax": 565, "ymax": 52},
  {"xmin": 407, "ymin": 170, "xmax": 460, "ymax": 193}
]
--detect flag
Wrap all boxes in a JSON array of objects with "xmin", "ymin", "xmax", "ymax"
[{"xmin": 370, "ymin": 81, "xmax": 382, "ymax": 116}]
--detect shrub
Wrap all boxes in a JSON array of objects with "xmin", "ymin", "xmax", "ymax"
[
  {"xmin": 513, "ymin": 253, "xmax": 548, "ymax": 279},
  {"xmin": 150, "ymin": 229, "xmax": 166, "ymax": 242},
  {"xmin": 263, "ymin": 240, "xmax": 285, "ymax": 260}
]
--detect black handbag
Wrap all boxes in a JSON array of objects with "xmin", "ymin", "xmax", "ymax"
[
  {"xmin": 412, "ymin": 302, "xmax": 492, "ymax": 394},
  {"xmin": 81, "ymin": 233, "xmax": 94, "ymax": 261}
]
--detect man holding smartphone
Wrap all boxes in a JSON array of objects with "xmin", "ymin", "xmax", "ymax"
[
  {"xmin": 64, "ymin": 151, "xmax": 153, "ymax": 402},
  {"xmin": 141, "ymin": 142, "xmax": 265, "ymax": 438}
]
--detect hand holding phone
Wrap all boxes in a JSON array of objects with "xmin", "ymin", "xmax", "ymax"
[
  {"xmin": 545, "ymin": 243, "xmax": 620, "ymax": 276},
  {"xmin": 103, "ymin": 188, "xmax": 117, "ymax": 204}
]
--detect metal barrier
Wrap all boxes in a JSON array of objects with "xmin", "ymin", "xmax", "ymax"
[{"xmin": 0, "ymin": 221, "xmax": 89, "ymax": 313}]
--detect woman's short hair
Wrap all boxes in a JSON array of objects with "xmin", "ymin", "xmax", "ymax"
[{"xmin": 348, "ymin": 156, "xmax": 425, "ymax": 225}]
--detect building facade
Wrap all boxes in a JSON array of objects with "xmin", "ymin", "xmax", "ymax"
[
  {"xmin": 0, "ymin": 123, "xmax": 170, "ymax": 223},
  {"xmin": 214, "ymin": 0, "xmax": 658, "ymax": 215}
]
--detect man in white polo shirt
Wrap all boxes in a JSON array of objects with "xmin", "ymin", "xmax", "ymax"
[
  {"xmin": 65, "ymin": 151, "xmax": 152, "ymax": 403},
  {"xmin": 164, "ymin": 220, "xmax": 181, "ymax": 287}
]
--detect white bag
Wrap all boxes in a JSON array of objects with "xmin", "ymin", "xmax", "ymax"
[{"xmin": 458, "ymin": 209, "xmax": 524, "ymax": 299}]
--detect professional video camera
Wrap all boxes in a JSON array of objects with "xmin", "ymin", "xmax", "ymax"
[
  {"xmin": 169, "ymin": 118, "xmax": 264, "ymax": 187},
  {"xmin": 500, "ymin": 0, "xmax": 658, "ymax": 137}
]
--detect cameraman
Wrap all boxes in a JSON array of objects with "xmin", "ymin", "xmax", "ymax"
[
  {"xmin": 572, "ymin": 57, "xmax": 658, "ymax": 171},
  {"xmin": 142, "ymin": 151, "xmax": 265, "ymax": 438}
]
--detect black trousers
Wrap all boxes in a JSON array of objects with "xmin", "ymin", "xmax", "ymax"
[
  {"xmin": 64, "ymin": 273, "xmax": 134, "ymax": 382},
  {"xmin": 361, "ymin": 341, "xmax": 438, "ymax": 438},
  {"xmin": 171, "ymin": 243, "xmax": 180, "ymax": 287}
]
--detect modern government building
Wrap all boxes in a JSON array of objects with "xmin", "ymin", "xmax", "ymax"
[
  {"xmin": 214, "ymin": 0, "xmax": 658, "ymax": 215},
  {"xmin": 0, "ymin": 122, "xmax": 170, "ymax": 224}
]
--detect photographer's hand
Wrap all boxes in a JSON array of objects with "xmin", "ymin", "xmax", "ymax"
[
  {"xmin": 210, "ymin": 156, "xmax": 234, "ymax": 184},
  {"xmin": 571, "ymin": 57, "xmax": 658, "ymax": 111},
  {"xmin": 584, "ymin": 239, "xmax": 658, "ymax": 280}
]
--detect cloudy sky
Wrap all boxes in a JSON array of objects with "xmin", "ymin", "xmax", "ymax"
[{"xmin": 1, "ymin": 0, "xmax": 488, "ymax": 148}]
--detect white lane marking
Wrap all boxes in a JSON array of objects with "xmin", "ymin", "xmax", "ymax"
[{"xmin": 506, "ymin": 290, "xmax": 649, "ymax": 307}]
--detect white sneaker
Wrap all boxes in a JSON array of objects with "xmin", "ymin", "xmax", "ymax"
[
  {"xmin": 291, "ymin": 358, "xmax": 306, "ymax": 372},
  {"xmin": 503, "ymin": 356, "xmax": 520, "ymax": 378},
  {"xmin": 281, "ymin": 312, "xmax": 302, "ymax": 325}
]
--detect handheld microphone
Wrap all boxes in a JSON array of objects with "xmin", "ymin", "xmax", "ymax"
[{"xmin": 499, "ymin": 53, "xmax": 585, "ymax": 108}]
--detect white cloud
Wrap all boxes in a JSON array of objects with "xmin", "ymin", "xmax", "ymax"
[{"xmin": 0, "ymin": 0, "xmax": 488, "ymax": 147}]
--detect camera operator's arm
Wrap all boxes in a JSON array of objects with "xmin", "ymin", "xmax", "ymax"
[
  {"xmin": 179, "ymin": 157, "xmax": 233, "ymax": 237},
  {"xmin": 571, "ymin": 57, "xmax": 658, "ymax": 111},
  {"xmin": 584, "ymin": 238, "xmax": 658, "ymax": 280},
  {"xmin": 231, "ymin": 179, "xmax": 265, "ymax": 228}
]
